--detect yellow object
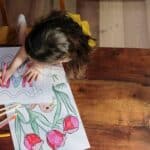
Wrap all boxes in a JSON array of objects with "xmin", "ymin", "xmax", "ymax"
[
  {"xmin": 88, "ymin": 39, "xmax": 96, "ymax": 47},
  {"xmin": 68, "ymin": 13, "xmax": 81, "ymax": 26},
  {"xmin": 81, "ymin": 21, "xmax": 91, "ymax": 36},
  {"xmin": 67, "ymin": 12, "xmax": 96, "ymax": 47},
  {"xmin": 0, "ymin": 133, "xmax": 10, "ymax": 138}
]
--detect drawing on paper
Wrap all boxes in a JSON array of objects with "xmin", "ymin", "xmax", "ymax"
[
  {"xmin": 2, "ymin": 47, "xmax": 89, "ymax": 150},
  {"xmin": 14, "ymin": 80, "xmax": 79, "ymax": 150},
  {"xmin": 0, "ymin": 54, "xmax": 43, "ymax": 98}
]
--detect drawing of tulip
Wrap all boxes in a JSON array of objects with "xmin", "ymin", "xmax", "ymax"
[
  {"xmin": 24, "ymin": 133, "xmax": 43, "ymax": 150},
  {"xmin": 47, "ymin": 130, "xmax": 66, "ymax": 150},
  {"xmin": 63, "ymin": 116, "xmax": 79, "ymax": 134}
]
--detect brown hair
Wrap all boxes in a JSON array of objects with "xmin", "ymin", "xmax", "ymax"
[{"xmin": 25, "ymin": 10, "xmax": 95, "ymax": 78}]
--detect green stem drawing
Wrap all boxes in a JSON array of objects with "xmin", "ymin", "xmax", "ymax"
[
  {"xmin": 52, "ymin": 85, "xmax": 62, "ymax": 128},
  {"xmin": 53, "ymin": 83, "xmax": 77, "ymax": 115},
  {"xmin": 14, "ymin": 79, "xmax": 78, "ymax": 150}
]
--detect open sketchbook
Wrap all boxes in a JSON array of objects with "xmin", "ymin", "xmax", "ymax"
[{"xmin": 1, "ymin": 47, "xmax": 90, "ymax": 150}]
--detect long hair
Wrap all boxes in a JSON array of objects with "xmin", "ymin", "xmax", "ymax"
[{"xmin": 25, "ymin": 10, "xmax": 95, "ymax": 78}]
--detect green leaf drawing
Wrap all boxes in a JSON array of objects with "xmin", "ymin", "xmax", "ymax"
[
  {"xmin": 55, "ymin": 125, "xmax": 62, "ymax": 130},
  {"xmin": 56, "ymin": 118, "xmax": 63, "ymax": 125},
  {"xmin": 52, "ymin": 94, "xmax": 61, "ymax": 128},
  {"xmin": 52, "ymin": 74, "xmax": 59, "ymax": 82},
  {"xmin": 15, "ymin": 117, "xmax": 21, "ymax": 150},
  {"xmin": 31, "ymin": 120, "xmax": 39, "ymax": 135},
  {"xmin": 54, "ymin": 84, "xmax": 77, "ymax": 115},
  {"xmin": 55, "ymin": 83, "xmax": 66, "ymax": 90},
  {"xmin": 16, "ymin": 110, "xmax": 26, "ymax": 123},
  {"xmin": 30, "ymin": 111, "xmax": 52, "ymax": 127},
  {"xmin": 58, "ymin": 91, "xmax": 76, "ymax": 115}
]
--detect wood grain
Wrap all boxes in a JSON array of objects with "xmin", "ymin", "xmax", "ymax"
[
  {"xmin": 87, "ymin": 48, "xmax": 150, "ymax": 85},
  {"xmin": 99, "ymin": 0, "xmax": 124, "ymax": 47},
  {"xmin": 86, "ymin": 125, "xmax": 150, "ymax": 150},
  {"xmin": 0, "ymin": 0, "xmax": 8, "ymax": 25},
  {"xmin": 145, "ymin": 0, "xmax": 150, "ymax": 43},
  {"xmin": 123, "ymin": 0, "xmax": 149, "ymax": 48},
  {"xmin": 71, "ymin": 80, "xmax": 150, "ymax": 150},
  {"xmin": 99, "ymin": 0, "xmax": 150, "ymax": 48},
  {"xmin": 71, "ymin": 80, "xmax": 150, "ymax": 127}
]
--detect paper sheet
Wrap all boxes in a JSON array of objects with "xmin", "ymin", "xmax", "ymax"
[
  {"xmin": 0, "ymin": 47, "xmax": 67, "ymax": 104},
  {"xmin": 3, "ymin": 47, "xmax": 90, "ymax": 150}
]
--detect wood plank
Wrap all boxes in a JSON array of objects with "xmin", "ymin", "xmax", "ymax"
[
  {"xmin": 72, "ymin": 80, "xmax": 150, "ymax": 149},
  {"xmin": 86, "ymin": 125, "xmax": 150, "ymax": 150},
  {"xmin": 123, "ymin": 0, "xmax": 149, "ymax": 48},
  {"xmin": 71, "ymin": 80, "xmax": 150, "ymax": 127},
  {"xmin": 99, "ymin": 0, "xmax": 149, "ymax": 48},
  {"xmin": 87, "ymin": 48, "xmax": 150, "ymax": 85},
  {"xmin": 145, "ymin": 0, "xmax": 150, "ymax": 44},
  {"xmin": 99, "ymin": 0, "xmax": 124, "ymax": 47}
]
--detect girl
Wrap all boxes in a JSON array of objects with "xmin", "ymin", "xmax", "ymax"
[{"xmin": 0, "ymin": 10, "xmax": 96, "ymax": 85}]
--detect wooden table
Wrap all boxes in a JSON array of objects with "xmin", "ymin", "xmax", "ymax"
[{"xmin": 0, "ymin": 48, "xmax": 150, "ymax": 150}]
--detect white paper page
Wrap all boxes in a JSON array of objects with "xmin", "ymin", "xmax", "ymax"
[
  {"xmin": 4, "ymin": 47, "xmax": 90, "ymax": 150},
  {"xmin": 8, "ymin": 101, "xmax": 90, "ymax": 150},
  {"xmin": 0, "ymin": 47, "xmax": 66, "ymax": 104},
  {"xmin": 7, "ymin": 73, "xmax": 90, "ymax": 150}
]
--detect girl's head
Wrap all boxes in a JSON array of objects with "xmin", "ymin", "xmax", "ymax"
[{"xmin": 25, "ymin": 10, "xmax": 95, "ymax": 77}]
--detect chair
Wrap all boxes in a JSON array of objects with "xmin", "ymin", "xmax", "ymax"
[{"xmin": 0, "ymin": 0, "xmax": 65, "ymax": 45}]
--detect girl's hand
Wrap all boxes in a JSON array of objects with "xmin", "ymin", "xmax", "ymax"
[
  {"xmin": 23, "ymin": 62, "xmax": 43, "ymax": 83},
  {"xmin": 0, "ymin": 68, "xmax": 15, "ymax": 86}
]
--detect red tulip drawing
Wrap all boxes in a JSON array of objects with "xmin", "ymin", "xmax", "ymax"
[
  {"xmin": 24, "ymin": 133, "xmax": 43, "ymax": 150},
  {"xmin": 47, "ymin": 130, "xmax": 66, "ymax": 150},
  {"xmin": 63, "ymin": 115, "xmax": 79, "ymax": 134},
  {"xmin": 14, "ymin": 82, "xmax": 80, "ymax": 150}
]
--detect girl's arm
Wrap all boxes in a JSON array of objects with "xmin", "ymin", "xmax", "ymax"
[
  {"xmin": 0, "ymin": 46, "xmax": 28, "ymax": 85},
  {"xmin": 9, "ymin": 46, "xmax": 27, "ymax": 72}
]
